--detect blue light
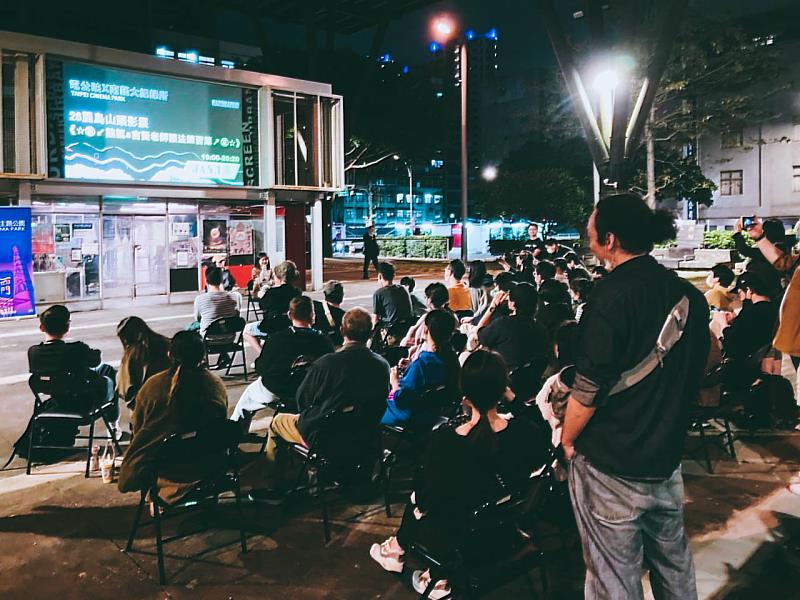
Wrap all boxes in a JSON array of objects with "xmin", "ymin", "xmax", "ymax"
[
  {"xmin": 428, "ymin": 41, "xmax": 441, "ymax": 53},
  {"xmin": 485, "ymin": 28, "xmax": 498, "ymax": 40},
  {"xmin": 379, "ymin": 53, "xmax": 392, "ymax": 63},
  {"xmin": 402, "ymin": 65, "xmax": 409, "ymax": 74},
  {"xmin": 465, "ymin": 29, "xmax": 476, "ymax": 40}
]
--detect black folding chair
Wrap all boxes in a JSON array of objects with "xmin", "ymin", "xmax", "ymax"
[
  {"xmin": 245, "ymin": 291, "xmax": 263, "ymax": 322},
  {"xmin": 124, "ymin": 421, "xmax": 247, "ymax": 585},
  {"xmin": 509, "ymin": 359, "xmax": 548, "ymax": 405},
  {"xmin": 381, "ymin": 385, "xmax": 458, "ymax": 517},
  {"xmin": 203, "ymin": 316, "xmax": 248, "ymax": 380},
  {"xmin": 280, "ymin": 404, "xmax": 382, "ymax": 543},
  {"xmin": 408, "ymin": 469, "xmax": 552, "ymax": 599},
  {"xmin": 27, "ymin": 371, "xmax": 121, "ymax": 477}
]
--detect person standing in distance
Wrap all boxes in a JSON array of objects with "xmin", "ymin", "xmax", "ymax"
[
  {"xmin": 363, "ymin": 225, "xmax": 380, "ymax": 280},
  {"xmin": 562, "ymin": 193, "xmax": 710, "ymax": 600}
]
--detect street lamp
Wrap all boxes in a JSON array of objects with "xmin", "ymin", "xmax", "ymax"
[
  {"xmin": 481, "ymin": 165, "xmax": 498, "ymax": 181},
  {"xmin": 432, "ymin": 15, "xmax": 469, "ymax": 262},
  {"xmin": 393, "ymin": 155, "xmax": 415, "ymax": 233}
]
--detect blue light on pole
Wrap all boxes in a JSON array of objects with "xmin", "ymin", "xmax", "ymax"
[
  {"xmin": 485, "ymin": 28, "xmax": 498, "ymax": 40},
  {"xmin": 429, "ymin": 41, "xmax": 442, "ymax": 53},
  {"xmin": 465, "ymin": 29, "xmax": 476, "ymax": 40}
]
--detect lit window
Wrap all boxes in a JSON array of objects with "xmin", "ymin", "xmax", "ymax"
[
  {"xmin": 793, "ymin": 165, "xmax": 800, "ymax": 192},
  {"xmin": 720, "ymin": 170, "xmax": 743, "ymax": 196}
]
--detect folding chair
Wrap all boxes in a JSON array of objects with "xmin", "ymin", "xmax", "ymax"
[
  {"xmin": 508, "ymin": 359, "xmax": 548, "ymax": 405},
  {"xmin": 408, "ymin": 468, "xmax": 552, "ymax": 599},
  {"xmin": 281, "ymin": 404, "xmax": 382, "ymax": 543},
  {"xmin": 124, "ymin": 421, "xmax": 248, "ymax": 585},
  {"xmin": 27, "ymin": 371, "xmax": 121, "ymax": 477},
  {"xmin": 245, "ymin": 291, "xmax": 262, "ymax": 322},
  {"xmin": 381, "ymin": 384, "xmax": 458, "ymax": 516},
  {"xmin": 203, "ymin": 316, "xmax": 248, "ymax": 380}
]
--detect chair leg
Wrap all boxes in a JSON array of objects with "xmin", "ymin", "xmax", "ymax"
[
  {"xmin": 125, "ymin": 492, "xmax": 147, "ymax": 551},
  {"xmin": 723, "ymin": 418, "xmax": 737, "ymax": 461},
  {"xmin": 26, "ymin": 418, "xmax": 37, "ymax": 475},
  {"xmin": 697, "ymin": 420, "xmax": 714, "ymax": 474},
  {"xmin": 152, "ymin": 498, "xmax": 167, "ymax": 585},
  {"xmin": 101, "ymin": 413, "xmax": 122, "ymax": 456},
  {"xmin": 320, "ymin": 487, "xmax": 331, "ymax": 544},
  {"xmin": 85, "ymin": 414, "xmax": 97, "ymax": 478},
  {"xmin": 234, "ymin": 477, "xmax": 248, "ymax": 554},
  {"xmin": 242, "ymin": 345, "xmax": 248, "ymax": 381},
  {"xmin": 383, "ymin": 462, "xmax": 393, "ymax": 518}
]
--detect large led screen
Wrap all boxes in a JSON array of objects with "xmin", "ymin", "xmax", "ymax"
[{"xmin": 51, "ymin": 61, "xmax": 259, "ymax": 186}]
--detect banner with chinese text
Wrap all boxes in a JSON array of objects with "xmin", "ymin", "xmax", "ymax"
[{"xmin": 0, "ymin": 207, "xmax": 37, "ymax": 320}]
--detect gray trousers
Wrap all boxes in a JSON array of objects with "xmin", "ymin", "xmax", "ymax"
[{"xmin": 569, "ymin": 453, "xmax": 697, "ymax": 600}]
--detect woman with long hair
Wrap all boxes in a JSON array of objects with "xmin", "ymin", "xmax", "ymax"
[
  {"xmin": 116, "ymin": 316, "xmax": 171, "ymax": 409},
  {"xmin": 371, "ymin": 350, "xmax": 549, "ymax": 597},
  {"xmin": 467, "ymin": 260, "xmax": 489, "ymax": 315},
  {"xmin": 250, "ymin": 252, "xmax": 274, "ymax": 298},
  {"xmin": 118, "ymin": 331, "xmax": 228, "ymax": 502},
  {"xmin": 382, "ymin": 309, "xmax": 460, "ymax": 428}
]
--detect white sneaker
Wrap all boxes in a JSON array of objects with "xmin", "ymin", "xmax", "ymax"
[
  {"xmin": 412, "ymin": 570, "xmax": 451, "ymax": 599},
  {"xmin": 369, "ymin": 537, "xmax": 405, "ymax": 573}
]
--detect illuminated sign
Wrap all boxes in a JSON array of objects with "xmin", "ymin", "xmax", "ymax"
[{"xmin": 47, "ymin": 61, "xmax": 259, "ymax": 186}]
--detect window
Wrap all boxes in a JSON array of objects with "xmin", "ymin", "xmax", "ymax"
[
  {"xmin": 793, "ymin": 166, "xmax": 800, "ymax": 192},
  {"xmin": 720, "ymin": 170, "xmax": 743, "ymax": 196},
  {"xmin": 720, "ymin": 130, "xmax": 743, "ymax": 149}
]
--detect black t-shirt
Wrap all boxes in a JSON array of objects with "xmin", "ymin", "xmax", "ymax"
[
  {"xmin": 524, "ymin": 238, "xmax": 545, "ymax": 255},
  {"xmin": 722, "ymin": 300, "xmax": 778, "ymax": 361},
  {"xmin": 258, "ymin": 283, "xmax": 301, "ymax": 333},
  {"xmin": 313, "ymin": 300, "xmax": 345, "ymax": 346},
  {"xmin": 541, "ymin": 245, "xmax": 569, "ymax": 262},
  {"xmin": 478, "ymin": 314, "xmax": 549, "ymax": 371},
  {"xmin": 573, "ymin": 256, "xmax": 710, "ymax": 479},
  {"xmin": 373, "ymin": 284, "xmax": 413, "ymax": 326},
  {"xmin": 28, "ymin": 339, "xmax": 102, "ymax": 374},
  {"xmin": 256, "ymin": 326, "xmax": 335, "ymax": 398}
]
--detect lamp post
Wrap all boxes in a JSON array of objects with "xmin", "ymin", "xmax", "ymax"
[
  {"xmin": 432, "ymin": 16, "xmax": 469, "ymax": 262},
  {"xmin": 394, "ymin": 154, "xmax": 414, "ymax": 233}
]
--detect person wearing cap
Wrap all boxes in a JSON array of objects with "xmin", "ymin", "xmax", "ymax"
[{"xmin": 313, "ymin": 281, "xmax": 346, "ymax": 347}]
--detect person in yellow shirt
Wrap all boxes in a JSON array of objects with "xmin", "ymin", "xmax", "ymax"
[
  {"xmin": 704, "ymin": 264, "xmax": 737, "ymax": 310},
  {"xmin": 445, "ymin": 259, "xmax": 472, "ymax": 313}
]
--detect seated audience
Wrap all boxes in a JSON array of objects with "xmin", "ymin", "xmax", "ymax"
[
  {"xmin": 535, "ymin": 321, "xmax": 579, "ymax": 447},
  {"xmin": 401, "ymin": 282, "xmax": 455, "ymax": 353},
  {"xmin": 373, "ymin": 261, "xmax": 413, "ymax": 329},
  {"xmin": 533, "ymin": 260, "xmax": 556, "ymax": 289},
  {"xmin": 535, "ymin": 279, "xmax": 574, "ymax": 343},
  {"xmin": 232, "ymin": 296, "xmax": 335, "ymax": 425},
  {"xmin": 189, "ymin": 266, "xmax": 239, "ymax": 336},
  {"xmin": 215, "ymin": 256, "xmax": 237, "ymax": 292},
  {"xmin": 245, "ymin": 260, "xmax": 302, "ymax": 353},
  {"xmin": 116, "ymin": 316, "xmax": 171, "ymax": 409},
  {"xmin": 369, "ymin": 350, "xmax": 549, "ymax": 596},
  {"xmin": 400, "ymin": 276, "xmax": 427, "ymax": 318},
  {"xmin": 445, "ymin": 259, "xmax": 472, "ymax": 313},
  {"xmin": 250, "ymin": 308, "xmax": 390, "ymax": 498},
  {"xmin": 467, "ymin": 261, "xmax": 489, "ymax": 315},
  {"xmin": 568, "ymin": 277, "xmax": 594, "ymax": 323},
  {"xmin": 542, "ymin": 238, "xmax": 569, "ymax": 261},
  {"xmin": 590, "ymin": 265, "xmax": 608, "ymax": 280},
  {"xmin": 554, "ymin": 258, "xmax": 570, "ymax": 285},
  {"xmin": 250, "ymin": 252, "xmax": 274, "ymax": 299},
  {"xmin": 733, "ymin": 217, "xmax": 786, "ymax": 302},
  {"xmin": 704, "ymin": 264, "xmax": 736, "ymax": 310},
  {"xmin": 313, "ymin": 280, "xmax": 346, "ymax": 347},
  {"xmin": 118, "ymin": 331, "xmax": 228, "ymax": 503},
  {"xmin": 383, "ymin": 310, "xmax": 460, "ymax": 428},
  {"xmin": 28, "ymin": 305, "xmax": 118, "ymax": 420},
  {"xmin": 711, "ymin": 271, "xmax": 779, "ymax": 388},
  {"xmin": 475, "ymin": 282, "xmax": 549, "ymax": 373}
]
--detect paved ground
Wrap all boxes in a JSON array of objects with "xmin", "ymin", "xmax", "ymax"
[{"xmin": 1, "ymin": 258, "xmax": 799, "ymax": 599}]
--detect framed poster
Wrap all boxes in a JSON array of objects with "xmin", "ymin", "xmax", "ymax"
[
  {"xmin": 228, "ymin": 221, "xmax": 253, "ymax": 256},
  {"xmin": 202, "ymin": 219, "xmax": 227, "ymax": 254},
  {"xmin": 54, "ymin": 223, "xmax": 71, "ymax": 243},
  {"xmin": 0, "ymin": 207, "xmax": 37, "ymax": 319}
]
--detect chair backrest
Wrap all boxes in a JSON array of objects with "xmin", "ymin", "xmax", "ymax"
[
  {"xmin": 153, "ymin": 420, "xmax": 241, "ymax": 482},
  {"xmin": 312, "ymin": 404, "xmax": 382, "ymax": 470},
  {"xmin": 416, "ymin": 384, "xmax": 461, "ymax": 425},
  {"xmin": 29, "ymin": 371, "xmax": 88, "ymax": 403},
  {"xmin": 509, "ymin": 359, "xmax": 548, "ymax": 401},
  {"xmin": 204, "ymin": 316, "xmax": 246, "ymax": 340}
]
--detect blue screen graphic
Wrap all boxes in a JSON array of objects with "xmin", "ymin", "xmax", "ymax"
[{"xmin": 62, "ymin": 62, "xmax": 247, "ymax": 186}]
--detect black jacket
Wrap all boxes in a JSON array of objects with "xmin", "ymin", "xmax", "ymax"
[
  {"xmin": 256, "ymin": 326, "xmax": 335, "ymax": 398},
  {"xmin": 28, "ymin": 339, "xmax": 101, "ymax": 374}
]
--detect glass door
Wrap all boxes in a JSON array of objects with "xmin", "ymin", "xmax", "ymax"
[
  {"xmin": 101, "ymin": 215, "xmax": 134, "ymax": 298},
  {"xmin": 133, "ymin": 216, "xmax": 167, "ymax": 296}
]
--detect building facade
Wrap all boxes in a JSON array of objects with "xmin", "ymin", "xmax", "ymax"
[{"xmin": 0, "ymin": 31, "xmax": 344, "ymax": 310}]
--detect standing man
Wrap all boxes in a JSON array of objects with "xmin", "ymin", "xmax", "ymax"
[
  {"xmin": 363, "ymin": 225, "xmax": 380, "ymax": 280},
  {"xmin": 524, "ymin": 222, "xmax": 545, "ymax": 258},
  {"xmin": 562, "ymin": 193, "xmax": 710, "ymax": 599}
]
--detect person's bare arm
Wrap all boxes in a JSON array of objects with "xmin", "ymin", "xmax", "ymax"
[
  {"xmin": 561, "ymin": 396, "xmax": 596, "ymax": 459},
  {"xmin": 475, "ymin": 291, "xmax": 507, "ymax": 331},
  {"xmin": 741, "ymin": 217, "xmax": 783, "ymax": 264}
]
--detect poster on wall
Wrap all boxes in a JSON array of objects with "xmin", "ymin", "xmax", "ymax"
[
  {"xmin": 0, "ymin": 207, "xmax": 37, "ymax": 320},
  {"xmin": 54, "ymin": 223, "xmax": 71, "ymax": 243},
  {"xmin": 169, "ymin": 215, "xmax": 199, "ymax": 269},
  {"xmin": 202, "ymin": 220, "xmax": 227, "ymax": 254},
  {"xmin": 228, "ymin": 221, "xmax": 253, "ymax": 256}
]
